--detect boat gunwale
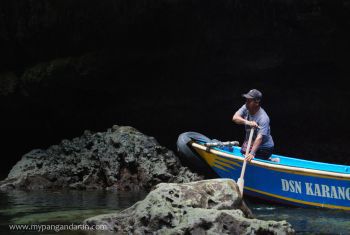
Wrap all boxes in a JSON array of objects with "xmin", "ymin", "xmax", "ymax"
[{"xmin": 191, "ymin": 142, "xmax": 350, "ymax": 179}]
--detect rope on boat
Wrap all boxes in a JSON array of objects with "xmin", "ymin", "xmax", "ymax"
[{"xmin": 204, "ymin": 141, "xmax": 239, "ymax": 151}]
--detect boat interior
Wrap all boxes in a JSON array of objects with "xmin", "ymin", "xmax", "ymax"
[{"xmin": 196, "ymin": 140, "xmax": 350, "ymax": 174}]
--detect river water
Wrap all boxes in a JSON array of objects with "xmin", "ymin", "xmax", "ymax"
[{"xmin": 1, "ymin": 190, "xmax": 349, "ymax": 234}]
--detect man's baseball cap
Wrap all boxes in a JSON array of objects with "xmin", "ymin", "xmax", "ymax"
[{"xmin": 242, "ymin": 89, "xmax": 262, "ymax": 101}]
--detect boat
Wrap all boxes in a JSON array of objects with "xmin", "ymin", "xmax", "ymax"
[{"xmin": 177, "ymin": 132, "xmax": 350, "ymax": 210}]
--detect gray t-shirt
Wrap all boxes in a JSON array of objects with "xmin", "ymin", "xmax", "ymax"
[{"xmin": 236, "ymin": 104, "xmax": 274, "ymax": 149}]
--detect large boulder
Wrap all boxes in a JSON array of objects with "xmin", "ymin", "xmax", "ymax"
[
  {"xmin": 85, "ymin": 179, "xmax": 294, "ymax": 234},
  {"xmin": 0, "ymin": 125, "xmax": 202, "ymax": 191}
]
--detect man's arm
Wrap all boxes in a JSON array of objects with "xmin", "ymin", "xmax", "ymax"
[
  {"xmin": 232, "ymin": 112, "xmax": 247, "ymax": 125},
  {"xmin": 232, "ymin": 112, "xmax": 259, "ymax": 128},
  {"xmin": 246, "ymin": 134, "xmax": 263, "ymax": 162},
  {"xmin": 247, "ymin": 117, "xmax": 270, "ymax": 162}
]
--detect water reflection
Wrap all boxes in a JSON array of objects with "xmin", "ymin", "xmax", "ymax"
[
  {"xmin": 2, "ymin": 190, "xmax": 146, "ymax": 209},
  {"xmin": 0, "ymin": 190, "xmax": 147, "ymax": 234},
  {"xmin": 1, "ymin": 190, "xmax": 350, "ymax": 234},
  {"xmin": 246, "ymin": 199, "xmax": 350, "ymax": 234}
]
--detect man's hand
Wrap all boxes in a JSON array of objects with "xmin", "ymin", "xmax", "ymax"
[
  {"xmin": 245, "ymin": 121, "xmax": 259, "ymax": 128},
  {"xmin": 245, "ymin": 153, "xmax": 255, "ymax": 162}
]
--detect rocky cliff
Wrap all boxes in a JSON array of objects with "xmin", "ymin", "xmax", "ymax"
[
  {"xmin": 0, "ymin": 125, "xmax": 202, "ymax": 191},
  {"xmin": 85, "ymin": 179, "xmax": 295, "ymax": 234}
]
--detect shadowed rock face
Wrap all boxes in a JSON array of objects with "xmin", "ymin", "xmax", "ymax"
[
  {"xmin": 0, "ymin": 125, "xmax": 203, "ymax": 191},
  {"xmin": 1, "ymin": 0, "xmax": 350, "ymax": 180},
  {"xmin": 1, "ymin": 0, "xmax": 349, "ymax": 76},
  {"xmin": 84, "ymin": 179, "xmax": 295, "ymax": 234}
]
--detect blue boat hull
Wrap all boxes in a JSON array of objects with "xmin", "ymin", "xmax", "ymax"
[{"xmin": 178, "ymin": 132, "xmax": 350, "ymax": 210}]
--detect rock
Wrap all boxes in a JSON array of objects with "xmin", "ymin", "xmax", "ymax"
[
  {"xmin": 0, "ymin": 126, "xmax": 203, "ymax": 191},
  {"xmin": 84, "ymin": 179, "xmax": 295, "ymax": 234}
]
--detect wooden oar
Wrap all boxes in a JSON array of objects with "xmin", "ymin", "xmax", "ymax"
[{"xmin": 237, "ymin": 127, "xmax": 255, "ymax": 196}]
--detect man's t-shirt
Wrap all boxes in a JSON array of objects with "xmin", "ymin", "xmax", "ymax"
[{"xmin": 236, "ymin": 104, "xmax": 274, "ymax": 149}]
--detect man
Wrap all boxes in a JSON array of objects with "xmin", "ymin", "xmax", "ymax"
[{"xmin": 232, "ymin": 89, "xmax": 275, "ymax": 162}]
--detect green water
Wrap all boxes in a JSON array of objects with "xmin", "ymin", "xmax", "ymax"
[
  {"xmin": 0, "ymin": 190, "xmax": 147, "ymax": 234},
  {"xmin": 1, "ymin": 190, "xmax": 349, "ymax": 234},
  {"xmin": 247, "ymin": 201, "xmax": 350, "ymax": 234}
]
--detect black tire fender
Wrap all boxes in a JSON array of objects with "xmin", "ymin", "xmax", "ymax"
[{"xmin": 177, "ymin": 132, "xmax": 217, "ymax": 177}]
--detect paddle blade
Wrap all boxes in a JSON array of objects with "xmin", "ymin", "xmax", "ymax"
[{"xmin": 237, "ymin": 177, "xmax": 244, "ymax": 196}]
